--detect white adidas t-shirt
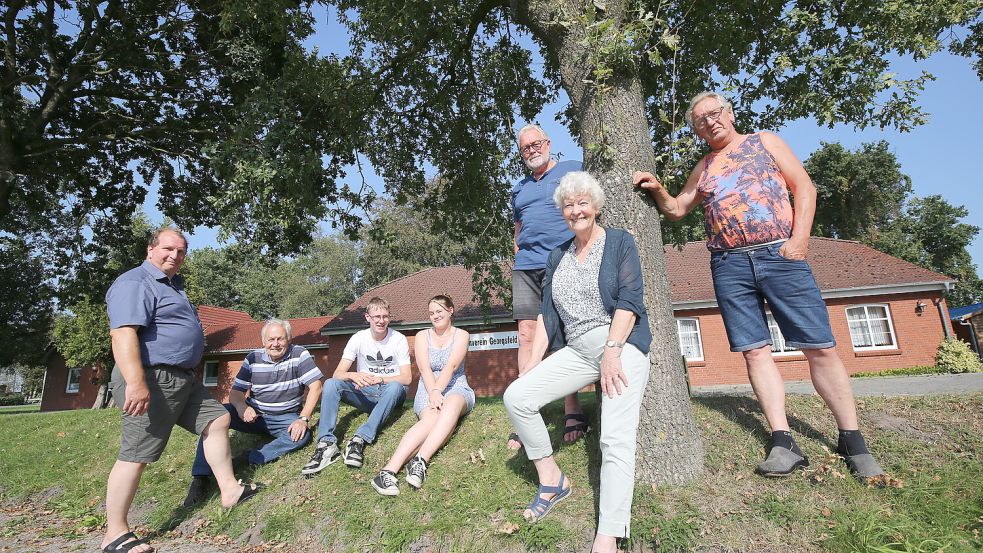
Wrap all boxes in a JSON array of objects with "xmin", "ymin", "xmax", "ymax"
[{"xmin": 341, "ymin": 328, "xmax": 410, "ymax": 377}]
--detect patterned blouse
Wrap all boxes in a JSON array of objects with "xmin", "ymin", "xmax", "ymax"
[
  {"xmin": 697, "ymin": 133, "xmax": 794, "ymax": 251},
  {"xmin": 551, "ymin": 232, "xmax": 611, "ymax": 341}
]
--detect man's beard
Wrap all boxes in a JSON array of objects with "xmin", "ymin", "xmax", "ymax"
[{"xmin": 524, "ymin": 154, "xmax": 549, "ymax": 172}]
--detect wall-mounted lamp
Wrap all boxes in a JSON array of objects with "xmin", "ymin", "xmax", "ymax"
[{"xmin": 915, "ymin": 300, "xmax": 927, "ymax": 314}]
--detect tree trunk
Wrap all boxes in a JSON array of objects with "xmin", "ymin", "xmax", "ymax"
[
  {"xmin": 91, "ymin": 383, "xmax": 110, "ymax": 409},
  {"xmin": 515, "ymin": 0, "xmax": 704, "ymax": 485}
]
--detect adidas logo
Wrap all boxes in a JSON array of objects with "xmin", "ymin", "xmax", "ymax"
[{"xmin": 366, "ymin": 350, "xmax": 394, "ymax": 369}]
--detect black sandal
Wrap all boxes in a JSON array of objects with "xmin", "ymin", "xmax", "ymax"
[
  {"xmin": 234, "ymin": 481, "xmax": 263, "ymax": 506},
  {"xmin": 563, "ymin": 413, "xmax": 590, "ymax": 444},
  {"xmin": 102, "ymin": 531, "xmax": 151, "ymax": 552},
  {"xmin": 506, "ymin": 432, "xmax": 523, "ymax": 450}
]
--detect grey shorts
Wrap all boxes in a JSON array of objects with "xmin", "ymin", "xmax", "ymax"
[
  {"xmin": 111, "ymin": 365, "xmax": 228, "ymax": 463},
  {"xmin": 512, "ymin": 268, "xmax": 546, "ymax": 321}
]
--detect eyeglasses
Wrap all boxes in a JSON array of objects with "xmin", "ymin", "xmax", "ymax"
[
  {"xmin": 693, "ymin": 107, "xmax": 727, "ymax": 130},
  {"xmin": 367, "ymin": 314, "xmax": 390, "ymax": 321},
  {"xmin": 519, "ymin": 139, "xmax": 549, "ymax": 155}
]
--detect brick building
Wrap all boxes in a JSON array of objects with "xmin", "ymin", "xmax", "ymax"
[
  {"xmin": 40, "ymin": 305, "xmax": 334, "ymax": 412},
  {"xmin": 41, "ymin": 237, "xmax": 955, "ymax": 410},
  {"xmin": 321, "ymin": 237, "xmax": 954, "ymax": 393}
]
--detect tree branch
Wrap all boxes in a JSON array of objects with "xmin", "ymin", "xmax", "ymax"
[{"xmin": 2, "ymin": 0, "xmax": 25, "ymax": 87}]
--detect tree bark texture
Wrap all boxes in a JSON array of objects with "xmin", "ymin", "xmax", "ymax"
[{"xmin": 515, "ymin": 0, "xmax": 704, "ymax": 485}]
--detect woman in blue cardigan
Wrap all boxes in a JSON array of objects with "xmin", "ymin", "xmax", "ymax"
[{"xmin": 503, "ymin": 171, "xmax": 652, "ymax": 553}]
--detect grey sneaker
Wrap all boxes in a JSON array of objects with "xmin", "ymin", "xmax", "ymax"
[
  {"xmin": 840, "ymin": 452, "xmax": 884, "ymax": 480},
  {"xmin": 371, "ymin": 470, "xmax": 399, "ymax": 496},
  {"xmin": 756, "ymin": 446, "xmax": 809, "ymax": 477},
  {"xmin": 344, "ymin": 436, "xmax": 366, "ymax": 468},
  {"xmin": 301, "ymin": 441, "xmax": 340, "ymax": 475},
  {"xmin": 405, "ymin": 455, "xmax": 427, "ymax": 489}
]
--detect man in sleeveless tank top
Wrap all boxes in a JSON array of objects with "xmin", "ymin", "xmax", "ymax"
[{"xmin": 633, "ymin": 92, "xmax": 884, "ymax": 481}]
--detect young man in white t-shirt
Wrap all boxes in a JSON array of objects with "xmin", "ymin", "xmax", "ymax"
[{"xmin": 302, "ymin": 297, "xmax": 412, "ymax": 475}]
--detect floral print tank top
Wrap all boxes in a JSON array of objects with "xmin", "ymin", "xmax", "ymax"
[{"xmin": 696, "ymin": 133, "xmax": 793, "ymax": 251}]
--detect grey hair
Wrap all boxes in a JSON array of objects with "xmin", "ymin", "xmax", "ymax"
[
  {"xmin": 148, "ymin": 226, "xmax": 188, "ymax": 248},
  {"xmin": 261, "ymin": 318, "xmax": 292, "ymax": 341},
  {"xmin": 684, "ymin": 91, "xmax": 734, "ymax": 128},
  {"xmin": 553, "ymin": 171, "xmax": 605, "ymax": 210},
  {"xmin": 517, "ymin": 123, "xmax": 549, "ymax": 143}
]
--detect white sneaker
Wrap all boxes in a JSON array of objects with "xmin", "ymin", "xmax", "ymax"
[
  {"xmin": 371, "ymin": 470, "xmax": 399, "ymax": 496},
  {"xmin": 301, "ymin": 441, "xmax": 340, "ymax": 475}
]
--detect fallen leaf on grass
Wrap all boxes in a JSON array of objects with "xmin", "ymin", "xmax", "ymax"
[
  {"xmin": 496, "ymin": 522, "xmax": 520, "ymax": 535},
  {"xmin": 820, "ymin": 507, "xmax": 832, "ymax": 517},
  {"xmin": 865, "ymin": 474, "xmax": 904, "ymax": 489}
]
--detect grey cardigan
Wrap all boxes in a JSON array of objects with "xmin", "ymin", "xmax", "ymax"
[{"xmin": 541, "ymin": 227, "xmax": 652, "ymax": 354}]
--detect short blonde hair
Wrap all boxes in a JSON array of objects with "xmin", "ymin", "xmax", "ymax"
[
  {"xmin": 366, "ymin": 297, "xmax": 390, "ymax": 313},
  {"xmin": 684, "ymin": 91, "xmax": 733, "ymax": 128},
  {"xmin": 553, "ymin": 171, "xmax": 605, "ymax": 210}
]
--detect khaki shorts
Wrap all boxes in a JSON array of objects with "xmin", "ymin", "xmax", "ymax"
[{"xmin": 111, "ymin": 365, "xmax": 228, "ymax": 463}]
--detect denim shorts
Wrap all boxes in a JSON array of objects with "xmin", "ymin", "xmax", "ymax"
[{"xmin": 710, "ymin": 242, "xmax": 835, "ymax": 352}]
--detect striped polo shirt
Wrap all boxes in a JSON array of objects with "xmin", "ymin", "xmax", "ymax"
[{"xmin": 233, "ymin": 345, "xmax": 323, "ymax": 415}]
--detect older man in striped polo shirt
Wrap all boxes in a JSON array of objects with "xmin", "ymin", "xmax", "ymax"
[{"xmin": 183, "ymin": 318, "xmax": 324, "ymax": 506}]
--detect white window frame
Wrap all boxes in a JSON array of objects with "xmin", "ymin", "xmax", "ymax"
[
  {"xmin": 203, "ymin": 361, "xmax": 220, "ymax": 387},
  {"xmin": 766, "ymin": 313, "xmax": 800, "ymax": 356},
  {"xmin": 66, "ymin": 367, "xmax": 82, "ymax": 394},
  {"xmin": 845, "ymin": 304, "xmax": 898, "ymax": 351},
  {"xmin": 675, "ymin": 318, "xmax": 704, "ymax": 362}
]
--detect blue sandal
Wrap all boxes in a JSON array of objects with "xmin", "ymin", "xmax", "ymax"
[{"xmin": 524, "ymin": 473, "xmax": 572, "ymax": 522}]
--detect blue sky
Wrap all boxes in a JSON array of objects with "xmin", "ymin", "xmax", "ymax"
[{"xmin": 170, "ymin": 10, "xmax": 982, "ymax": 270}]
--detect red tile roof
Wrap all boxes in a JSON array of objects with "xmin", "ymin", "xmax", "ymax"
[
  {"xmin": 321, "ymin": 265, "xmax": 511, "ymax": 332},
  {"xmin": 667, "ymin": 237, "xmax": 952, "ymax": 304},
  {"xmin": 197, "ymin": 306, "xmax": 335, "ymax": 353},
  {"xmin": 321, "ymin": 237, "xmax": 952, "ymax": 332},
  {"xmin": 197, "ymin": 305, "xmax": 254, "ymax": 327}
]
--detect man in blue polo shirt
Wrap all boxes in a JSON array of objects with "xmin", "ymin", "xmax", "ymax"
[
  {"xmin": 508, "ymin": 124, "xmax": 589, "ymax": 449},
  {"xmin": 183, "ymin": 318, "xmax": 324, "ymax": 506},
  {"xmin": 100, "ymin": 227, "xmax": 259, "ymax": 553}
]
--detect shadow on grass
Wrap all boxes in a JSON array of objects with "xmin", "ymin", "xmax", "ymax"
[{"xmin": 694, "ymin": 395, "xmax": 835, "ymax": 451}]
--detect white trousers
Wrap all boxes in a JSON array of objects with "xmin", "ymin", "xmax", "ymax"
[{"xmin": 503, "ymin": 325, "xmax": 650, "ymax": 537}]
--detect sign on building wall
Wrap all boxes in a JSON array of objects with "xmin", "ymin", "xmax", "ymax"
[{"xmin": 468, "ymin": 331, "xmax": 519, "ymax": 351}]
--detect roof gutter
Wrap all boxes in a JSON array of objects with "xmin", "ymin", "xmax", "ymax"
[{"xmin": 319, "ymin": 315, "xmax": 515, "ymax": 336}]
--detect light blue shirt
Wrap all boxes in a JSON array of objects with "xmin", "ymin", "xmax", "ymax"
[{"xmin": 106, "ymin": 260, "xmax": 204, "ymax": 369}]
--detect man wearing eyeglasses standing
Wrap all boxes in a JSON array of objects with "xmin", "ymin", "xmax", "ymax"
[
  {"xmin": 301, "ymin": 297, "xmax": 411, "ymax": 475},
  {"xmin": 508, "ymin": 124, "xmax": 589, "ymax": 450},
  {"xmin": 633, "ymin": 92, "xmax": 884, "ymax": 481}
]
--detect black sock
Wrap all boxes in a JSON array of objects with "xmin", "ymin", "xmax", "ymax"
[
  {"xmin": 770, "ymin": 430, "xmax": 802, "ymax": 455},
  {"xmin": 837, "ymin": 429, "xmax": 870, "ymax": 456}
]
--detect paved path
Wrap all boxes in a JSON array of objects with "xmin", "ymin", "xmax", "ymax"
[{"xmin": 693, "ymin": 372, "xmax": 983, "ymax": 397}]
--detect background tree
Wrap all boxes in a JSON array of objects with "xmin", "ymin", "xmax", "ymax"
[
  {"xmin": 49, "ymin": 296, "xmax": 113, "ymax": 408},
  {"xmin": 868, "ymin": 195, "xmax": 983, "ymax": 307},
  {"xmin": 806, "ymin": 141, "xmax": 912, "ymax": 240},
  {"xmin": 0, "ymin": 236, "xmax": 52, "ymax": 368}
]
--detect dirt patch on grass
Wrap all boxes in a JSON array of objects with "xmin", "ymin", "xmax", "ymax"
[{"xmin": 866, "ymin": 410, "xmax": 938, "ymax": 443}]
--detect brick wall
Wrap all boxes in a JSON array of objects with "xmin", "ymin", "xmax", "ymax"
[
  {"xmin": 40, "ymin": 353, "xmax": 101, "ymax": 412},
  {"xmin": 324, "ymin": 322, "xmax": 521, "ymax": 398},
  {"xmin": 681, "ymin": 291, "xmax": 950, "ymax": 386}
]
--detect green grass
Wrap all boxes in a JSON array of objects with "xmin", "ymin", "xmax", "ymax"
[
  {"xmin": 852, "ymin": 365, "xmax": 945, "ymax": 378},
  {"xmin": 0, "ymin": 404, "xmax": 40, "ymax": 415},
  {"xmin": 1, "ymin": 393, "xmax": 981, "ymax": 552}
]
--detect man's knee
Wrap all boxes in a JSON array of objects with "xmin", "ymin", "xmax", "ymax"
[
  {"xmin": 323, "ymin": 377, "xmax": 345, "ymax": 396},
  {"xmin": 380, "ymin": 381, "xmax": 406, "ymax": 401},
  {"xmin": 203, "ymin": 412, "xmax": 231, "ymax": 436},
  {"xmin": 742, "ymin": 344, "xmax": 773, "ymax": 363},
  {"xmin": 517, "ymin": 320, "xmax": 537, "ymax": 345}
]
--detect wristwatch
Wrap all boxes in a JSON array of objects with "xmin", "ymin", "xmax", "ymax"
[
  {"xmin": 604, "ymin": 340, "xmax": 624, "ymax": 349},
  {"xmin": 298, "ymin": 415, "xmax": 310, "ymax": 423}
]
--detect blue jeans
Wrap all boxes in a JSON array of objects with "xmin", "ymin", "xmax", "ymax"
[
  {"xmin": 710, "ymin": 242, "xmax": 835, "ymax": 352},
  {"xmin": 315, "ymin": 378, "xmax": 407, "ymax": 445},
  {"xmin": 191, "ymin": 403, "xmax": 310, "ymax": 477}
]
